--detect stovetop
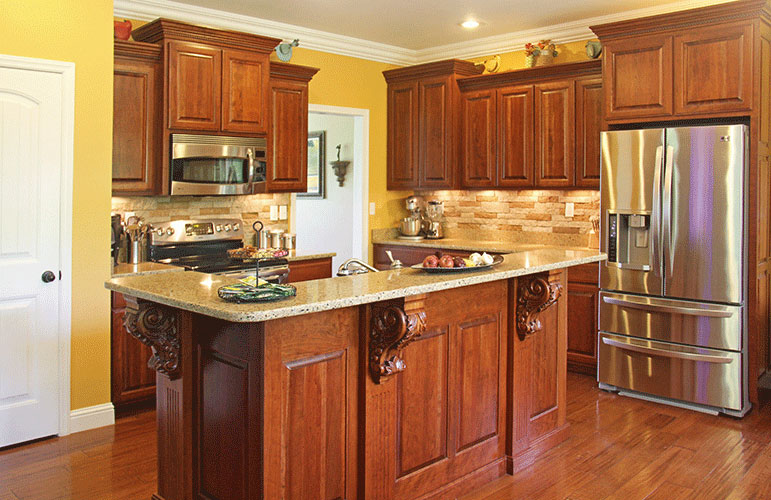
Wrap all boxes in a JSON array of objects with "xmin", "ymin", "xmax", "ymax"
[{"xmin": 158, "ymin": 254, "xmax": 288, "ymax": 274}]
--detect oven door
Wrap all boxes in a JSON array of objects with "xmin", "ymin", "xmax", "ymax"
[{"xmin": 170, "ymin": 134, "xmax": 266, "ymax": 195}]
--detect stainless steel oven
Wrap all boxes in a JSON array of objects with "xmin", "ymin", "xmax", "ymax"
[{"xmin": 170, "ymin": 134, "xmax": 266, "ymax": 196}]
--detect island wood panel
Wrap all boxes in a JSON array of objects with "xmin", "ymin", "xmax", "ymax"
[
  {"xmin": 534, "ymin": 81, "xmax": 574, "ymax": 187},
  {"xmin": 110, "ymin": 292, "xmax": 156, "ymax": 408},
  {"xmin": 497, "ymin": 85, "xmax": 534, "ymax": 187},
  {"xmin": 221, "ymin": 49, "xmax": 269, "ymax": 134},
  {"xmin": 387, "ymin": 81, "xmax": 419, "ymax": 189},
  {"xmin": 566, "ymin": 281, "xmax": 599, "ymax": 375},
  {"xmin": 268, "ymin": 78, "xmax": 308, "ymax": 192},
  {"xmin": 112, "ymin": 52, "xmax": 162, "ymax": 195},
  {"xmin": 167, "ymin": 41, "xmax": 221, "ymax": 131},
  {"xmin": 366, "ymin": 281, "xmax": 508, "ymax": 500},
  {"xmin": 674, "ymin": 22, "xmax": 754, "ymax": 115},
  {"xmin": 507, "ymin": 270, "xmax": 568, "ymax": 466},
  {"xmin": 603, "ymin": 34, "xmax": 673, "ymax": 120},
  {"xmin": 419, "ymin": 76, "xmax": 455, "ymax": 187},
  {"xmin": 263, "ymin": 307, "xmax": 359, "ymax": 500},
  {"xmin": 287, "ymin": 257, "xmax": 333, "ymax": 283},
  {"xmin": 574, "ymin": 77, "xmax": 603, "ymax": 188},
  {"xmin": 461, "ymin": 89, "xmax": 497, "ymax": 187},
  {"xmin": 192, "ymin": 316, "xmax": 263, "ymax": 500}
]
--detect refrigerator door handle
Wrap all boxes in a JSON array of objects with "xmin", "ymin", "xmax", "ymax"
[
  {"xmin": 601, "ymin": 337, "xmax": 734, "ymax": 364},
  {"xmin": 651, "ymin": 145, "xmax": 664, "ymax": 277},
  {"xmin": 662, "ymin": 145, "xmax": 675, "ymax": 280},
  {"xmin": 602, "ymin": 294, "xmax": 734, "ymax": 318}
]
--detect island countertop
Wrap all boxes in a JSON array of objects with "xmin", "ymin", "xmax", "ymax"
[{"xmin": 105, "ymin": 247, "xmax": 605, "ymax": 323}]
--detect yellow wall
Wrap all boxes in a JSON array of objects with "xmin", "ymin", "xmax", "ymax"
[
  {"xmin": 471, "ymin": 40, "xmax": 596, "ymax": 73},
  {"xmin": 4, "ymin": 0, "xmax": 114, "ymax": 410}
]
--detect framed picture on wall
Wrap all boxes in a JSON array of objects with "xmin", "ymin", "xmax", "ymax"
[{"xmin": 299, "ymin": 130, "xmax": 325, "ymax": 199}]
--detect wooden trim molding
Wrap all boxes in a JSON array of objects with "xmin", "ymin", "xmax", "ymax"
[
  {"xmin": 132, "ymin": 18, "xmax": 281, "ymax": 53},
  {"xmin": 458, "ymin": 59, "xmax": 602, "ymax": 92},
  {"xmin": 269, "ymin": 61, "xmax": 319, "ymax": 82},
  {"xmin": 516, "ymin": 274, "xmax": 562, "ymax": 340},
  {"xmin": 114, "ymin": 39, "xmax": 162, "ymax": 60},
  {"xmin": 369, "ymin": 294, "xmax": 427, "ymax": 383},
  {"xmin": 383, "ymin": 59, "xmax": 482, "ymax": 84},
  {"xmin": 123, "ymin": 296, "xmax": 180, "ymax": 379}
]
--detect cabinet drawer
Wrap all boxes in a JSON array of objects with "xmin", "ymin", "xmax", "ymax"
[
  {"xmin": 599, "ymin": 332, "xmax": 742, "ymax": 411},
  {"xmin": 568, "ymin": 262, "xmax": 598, "ymax": 284},
  {"xmin": 599, "ymin": 291, "xmax": 742, "ymax": 351}
]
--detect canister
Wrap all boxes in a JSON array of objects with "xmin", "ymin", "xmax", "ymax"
[
  {"xmin": 259, "ymin": 230, "xmax": 271, "ymax": 249},
  {"xmin": 269, "ymin": 229, "xmax": 284, "ymax": 248},
  {"xmin": 281, "ymin": 233, "xmax": 296, "ymax": 250}
]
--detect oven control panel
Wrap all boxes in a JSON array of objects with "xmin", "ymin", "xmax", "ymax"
[{"xmin": 149, "ymin": 218, "xmax": 244, "ymax": 246}]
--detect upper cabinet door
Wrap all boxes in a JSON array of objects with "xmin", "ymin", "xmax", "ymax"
[
  {"xmin": 674, "ymin": 22, "xmax": 754, "ymax": 115},
  {"xmin": 419, "ymin": 76, "xmax": 455, "ymax": 188},
  {"xmin": 497, "ymin": 85, "xmax": 534, "ymax": 188},
  {"xmin": 535, "ymin": 81, "xmax": 575, "ymax": 187},
  {"xmin": 387, "ymin": 81, "xmax": 419, "ymax": 189},
  {"xmin": 604, "ymin": 34, "xmax": 673, "ymax": 120},
  {"xmin": 460, "ymin": 89, "xmax": 497, "ymax": 188},
  {"xmin": 575, "ymin": 78, "xmax": 603, "ymax": 188},
  {"xmin": 222, "ymin": 49, "xmax": 269, "ymax": 134},
  {"xmin": 268, "ymin": 78, "xmax": 308, "ymax": 192},
  {"xmin": 112, "ymin": 55, "xmax": 162, "ymax": 195},
  {"xmin": 168, "ymin": 41, "xmax": 221, "ymax": 131}
]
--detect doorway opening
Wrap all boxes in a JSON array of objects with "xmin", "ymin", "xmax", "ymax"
[{"xmin": 291, "ymin": 105, "xmax": 369, "ymax": 271}]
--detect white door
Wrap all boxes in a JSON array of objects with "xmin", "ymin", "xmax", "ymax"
[{"xmin": 0, "ymin": 61, "xmax": 66, "ymax": 447}]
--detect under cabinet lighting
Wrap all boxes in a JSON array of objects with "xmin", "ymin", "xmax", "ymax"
[{"xmin": 460, "ymin": 19, "xmax": 480, "ymax": 29}]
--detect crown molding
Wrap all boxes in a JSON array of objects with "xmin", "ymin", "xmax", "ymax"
[{"xmin": 115, "ymin": 0, "xmax": 736, "ymax": 67}]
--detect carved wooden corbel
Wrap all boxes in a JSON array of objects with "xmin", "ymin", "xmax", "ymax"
[
  {"xmin": 123, "ymin": 296, "xmax": 180, "ymax": 379},
  {"xmin": 516, "ymin": 274, "xmax": 562, "ymax": 340},
  {"xmin": 369, "ymin": 294, "xmax": 427, "ymax": 384}
]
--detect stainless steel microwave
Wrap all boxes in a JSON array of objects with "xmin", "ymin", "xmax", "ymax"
[{"xmin": 170, "ymin": 134, "xmax": 267, "ymax": 196}]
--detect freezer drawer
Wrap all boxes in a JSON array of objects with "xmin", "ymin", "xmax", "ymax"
[
  {"xmin": 599, "ymin": 291, "xmax": 742, "ymax": 351},
  {"xmin": 598, "ymin": 333, "xmax": 742, "ymax": 411}
]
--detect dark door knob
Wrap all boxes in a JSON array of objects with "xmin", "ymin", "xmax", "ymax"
[{"xmin": 41, "ymin": 271, "xmax": 56, "ymax": 283}]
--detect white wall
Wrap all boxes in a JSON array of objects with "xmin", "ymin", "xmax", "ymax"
[{"xmin": 296, "ymin": 113, "xmax": 356, "ymax": 270}]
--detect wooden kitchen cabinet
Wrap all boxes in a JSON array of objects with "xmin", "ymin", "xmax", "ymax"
[
  {"xmin": 111, "ymin": 292, "xmax": 156, "ymax": 409},
  {"xmin": 566, "ymin": 263, "xmax": 600, "ymax": 375},
  {"xmin": 575, "ymin": 77, "xmax": 603, "ymax": 188},
  {"xmin": 498, "ymin": 85, "xmax": 535, "ymax": 187},
  {"xmin": 461, "ymin": 88, "xmax": 497, "ymax": 187},
  {"xmin": 268, "ymin": 62, "xmax": 319, "ymax": 192},
  {"xmin": 287, "ymin": 257, "xmax": 332, "ymax": 282},
  {"xmin": 112, "ymin": 40, "xmax": 163, "ymax": 195},
  {"xmin": 222, "ymin": 49, "xmax": 270, "ymax": 133},
  {"xmin": 384, "ymin": 60, "xmax": 483, "ymax": 190},
  {"xmin": 534, "ymin": 81, "xmax": 575, "ymax": 187}
]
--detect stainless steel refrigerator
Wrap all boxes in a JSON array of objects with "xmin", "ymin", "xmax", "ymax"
[{"xmin": 598, "ymin": 124, "xmax": 750, "ymax": 417}]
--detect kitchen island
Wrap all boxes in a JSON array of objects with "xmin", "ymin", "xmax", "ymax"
[{"xmin": 105, "ymin": 248, "xmax": 604, "ymax": 500}]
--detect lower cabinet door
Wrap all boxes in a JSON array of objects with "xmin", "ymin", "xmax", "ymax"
[
  {"xmin": 567, "ymin": 281, "xmax": 599, "ymax": 374},
  {"xmin": 110, "ymin": 292, "xmax": 155, "ymax": 407}
]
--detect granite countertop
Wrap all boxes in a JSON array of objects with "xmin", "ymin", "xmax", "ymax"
[
  {"xmin": 105, "ymin": 248, "xmax": 606, "ymax": 323},
  {"xmin": 112, "ymin": 251, "xmax": 336, "ymax": 277}
]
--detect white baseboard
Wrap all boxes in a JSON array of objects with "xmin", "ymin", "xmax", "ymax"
[{"xmin": 68, "ymin": 403, "xmax": 115, "ymax": 434}]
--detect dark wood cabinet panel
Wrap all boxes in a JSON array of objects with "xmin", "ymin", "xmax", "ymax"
[
  {"xmin": 674, "ymin": 22, "xmax": 754, "ymax": 115},
  {"xmin": 112, "ymin": 43, "xmax": 162, "ymax": 196},
  {"xmin": 111, "ymin": 292, "xmax": 155, "ymax": 408},
  {"xmin": 604, "ymin": 35, "xmax": 673, "ymax": 120},
  {"xmin": 461, "ymin": 89, "xmax": 497, "ymax": 188},
  {"xmin": 420, "ymin": 76, "xmax": 455, "ymax": 187},
  {"xmin": 566, "ymin": 262, "xmax": 600, "ymax": 375},
  {"xmin": 221, "ymin": 49, "xmax": 269, "ymax": 134},
  {"xmin": 534, "ymin": 81, "xmax": 575, "ymax": 187},
  {"xmin": 268, "ymin": 79, "xmax": 308, "ymax": 192},
  {"xmin": 387, "ymin": 81, "xmax": 419, "ymax": 189},
  {"xmin": 167, "ymin": 41, "xmax": 221, "ymax": 131},
  {"xmin": 287, "ymin": 257, "xmax": 332, "ymax": 283},
  {"xmin": 575, "ymin": 78, "xmax": 603, "ymax": 188},
  {"xmin": 497, "ymin": 85, "xmax": 534, "ymax": 188}
]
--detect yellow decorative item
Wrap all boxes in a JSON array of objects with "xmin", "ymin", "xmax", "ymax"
[{"xmin": 525, "ymin": 39, "xmax": 558, "ymax": 67}]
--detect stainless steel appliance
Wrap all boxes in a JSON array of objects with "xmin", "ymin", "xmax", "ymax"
[
  {"xmin": 148, "ymin": 218, "xmax": 289, "ymax": 282},
  {"xmin": 598, "ymin": 124, "xmax": 749, "ymax": 416},
  {"xmin": 170, "ymin": 134, "xmax": 267, "ymax": 196},
  {"xmin": 424, "ymin": 200, "xmax": 444, "ymax": 239},
  {"xmin": 399, "ymin": 195, "xmax": 425, "ymax": 239}
]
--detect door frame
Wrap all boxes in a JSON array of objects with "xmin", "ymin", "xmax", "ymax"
[
  {"xmin": 0, "ymin": 54, "xmax": 75, "ymax": 436},
  {"xmin": 291, "ymin": 104, "xmax": 370, "ymax": 262}
]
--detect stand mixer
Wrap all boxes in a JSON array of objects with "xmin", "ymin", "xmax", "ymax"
[
  {"xmin": 423, "ymin": 200, "xmax": 444, "ymax": 239},
  {"xmin": 398, "ymin": 195, "xmax": 425, "ymax": 240}
]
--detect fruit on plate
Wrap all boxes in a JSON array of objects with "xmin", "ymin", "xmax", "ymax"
[
  {"xmin": 469, "ymin": 252, "xmax": 495, "ymax": 266},
  {"xmin": 422, "ymin": 255, "xmax": 439, "ymax": 268},
  {"xmin": 439, "ymin": 255, "xmax": 455, "ymax": 268},
  {"xmin": 463, "ymin": 258, "xmax": 476, "ymax": 267},
  {"xmin": 452, "ymin": 256, "xmax": 466, "ymax": 268}
]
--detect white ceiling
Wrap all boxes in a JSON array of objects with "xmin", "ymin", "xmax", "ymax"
[{"xmin": 115, "ymin": 0, "xmax": 733, "ymax": 64}]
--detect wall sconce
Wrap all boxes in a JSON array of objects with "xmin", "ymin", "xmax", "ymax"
[{"xmin": 330, "ymin": 144, "xmax": 350, "ymax": 186}]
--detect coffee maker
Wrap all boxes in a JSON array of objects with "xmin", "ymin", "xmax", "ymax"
[{"xmin": 423, "ymin": 200, "xmax": 444, "ymax": 239}]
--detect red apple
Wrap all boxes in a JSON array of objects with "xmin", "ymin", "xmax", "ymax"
[
  {"xmin": 114, "ymin": 19, "xmax": 132, "ymax": 41},
  {"xmin": 439, "ymin": 255, "xmax": 455, "ymax": 268},
  {"xmin": 422, "ymin": 255, "xmax": 439, "ymax": 268}
]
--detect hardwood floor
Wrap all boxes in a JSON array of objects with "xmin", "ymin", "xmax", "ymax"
[{"xmin": 0, "ymin": 374, "xmax": 769, "ymax": 500}]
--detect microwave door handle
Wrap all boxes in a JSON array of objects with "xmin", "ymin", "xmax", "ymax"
[
  {"xmin": 651, "ymin": 145, "xmax": 663, "ymax": 277},
  {"xmin": 601, "ymin": 337, "xmax": 733, "ymax": 364},
  {"xmin": 663, "ymin": 145, "xmax": 674, "ymax": 280},
  {"xmin": 246, "ymin": 149, "xmax": 255, "ymax": 184}
]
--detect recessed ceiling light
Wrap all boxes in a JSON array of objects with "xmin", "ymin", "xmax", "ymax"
[{"xmin": 460, "ymin": 20, "xmax": 480, "ymax": 29}]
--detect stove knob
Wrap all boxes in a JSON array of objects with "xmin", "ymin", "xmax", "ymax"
[
  {"xmin": 224, "ymin": 224, "xmax": 231, "ymax": 232},
  {"xmin": 215, "ymin": 225, "xmax": 223, "ymax": 232},
  {"xmin": 166, "ymin": 227, "xmax": 175, "ymax": 236},
  {"xmin": 233, "ymin": 223, "xmax": 240, "ymax": 231},
  {"xmin": 156, "ymin": 228, "xmax": 164, "ymax": 236}
]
